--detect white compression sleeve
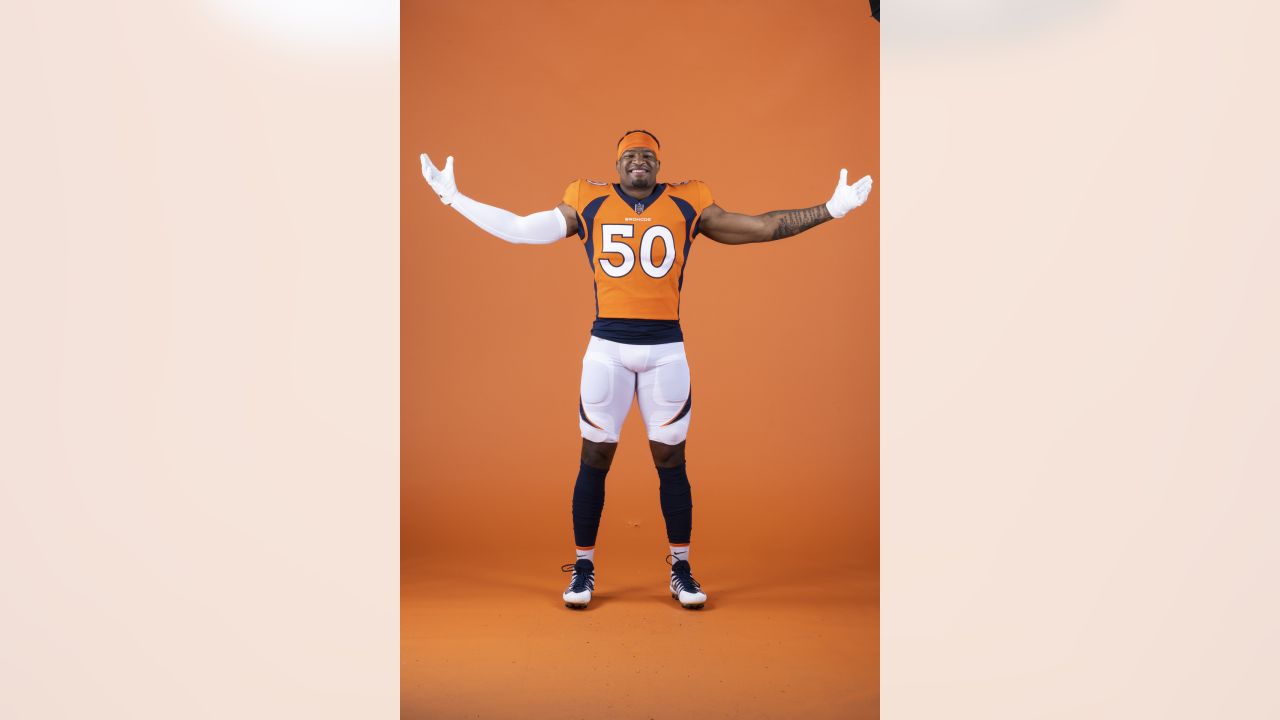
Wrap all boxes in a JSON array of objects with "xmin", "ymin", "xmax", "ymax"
[{"xmin": 449, "ymin": 193, "xmax": 567, "ymax": 245}]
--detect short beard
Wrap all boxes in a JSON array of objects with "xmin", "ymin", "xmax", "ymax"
[{"xmin": 622, "ymin": 173, "xmax": 656, "ymax": 191}]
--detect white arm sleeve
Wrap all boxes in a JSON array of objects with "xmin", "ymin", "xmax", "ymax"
[{"xmin": 449, "ymin": 193, "xmax": 567, "ymax": 245}]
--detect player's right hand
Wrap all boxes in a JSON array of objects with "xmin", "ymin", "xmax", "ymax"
[{"xmin": 421, "ymin": 152, "xmax": 458, "ymax": 205}]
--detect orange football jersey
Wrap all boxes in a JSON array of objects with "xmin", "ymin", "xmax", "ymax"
[{"xmin": 562, "ymin": 179, "xmax": 714, "ymax": 342}]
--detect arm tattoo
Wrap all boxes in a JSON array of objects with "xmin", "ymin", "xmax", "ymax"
[{"xmin": 765, "ymin": 204, "xmax": 833, "ymax": 240}]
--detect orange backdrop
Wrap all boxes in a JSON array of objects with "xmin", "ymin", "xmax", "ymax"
[{"xmin": 403, "ymin": 1, "xmax": 879, "ymax": 716}]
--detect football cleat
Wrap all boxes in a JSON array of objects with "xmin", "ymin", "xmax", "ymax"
[
  {"xmin": 668, "ymin": 557, "xmax": 707, "ymax": 609},
  {"xmin": 561, "ymin": 559, "xmax": 595, "ymax": 609}
]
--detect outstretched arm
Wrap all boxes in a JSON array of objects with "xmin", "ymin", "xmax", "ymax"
[
  {"xmin": 698, "ymin": 170, "xmax": 872, "ymax": 246},
  {"xmin": 421, "ymin": 153, "xmax": 577, "ymax": 244}
]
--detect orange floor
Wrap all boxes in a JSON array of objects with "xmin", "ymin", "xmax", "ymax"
[{"xmin": 402, "ymin": 554, "xmax": 878, "ymax": 719}]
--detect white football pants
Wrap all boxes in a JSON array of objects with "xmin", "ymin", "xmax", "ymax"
[{"xmin": 578, "ymin": 337, "xmax": 692, "ymax": 445}]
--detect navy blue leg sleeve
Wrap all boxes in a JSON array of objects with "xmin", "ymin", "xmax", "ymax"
[
  {"xmin": 571, "ymin": 462, "xmax": 608, "ymax": 548},
  {"xmin": 657, "ymin": 463, "xmax": 693, "ymax": 544}
]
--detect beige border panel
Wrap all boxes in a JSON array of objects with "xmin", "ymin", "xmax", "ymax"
[
  {"xmin": 1, "ymin": 2, "xmax": 399, "ymax": 717},
  {"xmin": 884, "ymin": 1, "xmax": 1280, "ymax": 718}
]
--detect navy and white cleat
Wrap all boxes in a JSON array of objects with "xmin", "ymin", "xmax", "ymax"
[
  {"xmin": 561, "ymin": 559, "xmax": 595, "ymax": 609},
  {"xmin": 668, "ymin": 558, "xmax": 707, "ymax": 609}
]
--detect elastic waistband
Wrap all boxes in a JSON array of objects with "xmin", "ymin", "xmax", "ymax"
[{"xmin": 590, "ymin": 318, "xmax": 683, "ymax": 345}]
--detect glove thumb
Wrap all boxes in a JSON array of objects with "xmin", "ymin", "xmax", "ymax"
[
  {"xmin": 838, "ymin": 168, "xmax": 848, "ymax": 186},
  {"xmin": 444, "ymin": 155, "xmax": 454, "ymax": 176}
]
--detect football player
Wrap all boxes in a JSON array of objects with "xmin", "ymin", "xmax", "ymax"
[{"xmin": 421, "ymin": 130, "xmax": 872, "ymax": 609}]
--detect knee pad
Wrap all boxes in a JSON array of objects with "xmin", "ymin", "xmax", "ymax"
[
  {"xmin": 647, "ymin": 394, "xmax": 691, "ymax": 445},
  {"xmin": 580, "ymin": 402, "xmax": 620, "ymax": 443}
]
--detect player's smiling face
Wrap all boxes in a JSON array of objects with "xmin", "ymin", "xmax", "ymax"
[{"xmin": 616, "ymin": 148, "xmax": 659, "ymax": 190}]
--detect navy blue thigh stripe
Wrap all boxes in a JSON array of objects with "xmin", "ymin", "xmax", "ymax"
[
  {"xmin": 579, "ymin": 398, "xmax": 602, "ymax": 430},
  {"xmin": 662, "ymin": 392, "xmax": 692, "ymax": 426}
]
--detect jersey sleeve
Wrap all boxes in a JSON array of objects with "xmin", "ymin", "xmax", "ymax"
[
  {"xmin": 695, "ymin": 181, "xmax": 714, "ymax": 212},
  {"xmin": 561, "ymin": 180, "xmax": 583, "ymax": 212}
]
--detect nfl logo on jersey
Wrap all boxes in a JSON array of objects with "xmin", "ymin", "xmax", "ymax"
[{"xmin": 634, "ymin": 202, "xmax": 644, "ymax": 213}]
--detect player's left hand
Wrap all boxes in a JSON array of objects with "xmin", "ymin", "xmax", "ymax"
[
  {"xmin": 421, "ymin": 152, "xmax": 458, "ymax": 205},
  {"xmin": 825, "ymin": 169, "xmax": 873, "ymax": 219}
]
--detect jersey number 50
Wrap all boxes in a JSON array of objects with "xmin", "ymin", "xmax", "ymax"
[{"xmin": 599, "ymin": 224, "xmax": 676, "ymax": 279}]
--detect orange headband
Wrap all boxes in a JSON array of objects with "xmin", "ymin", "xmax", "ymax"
[{"xmin": 617, "ymin": 132, "xmax": 661, "ymax": 161}]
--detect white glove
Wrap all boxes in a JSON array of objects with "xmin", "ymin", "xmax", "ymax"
[
  {"xmin": 824, "ymin": 169, "xmax": 873, "ymax": 219},
  {"xmin": 421, "ymin": 152, "xmax": 458, "ymax": 205}
]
